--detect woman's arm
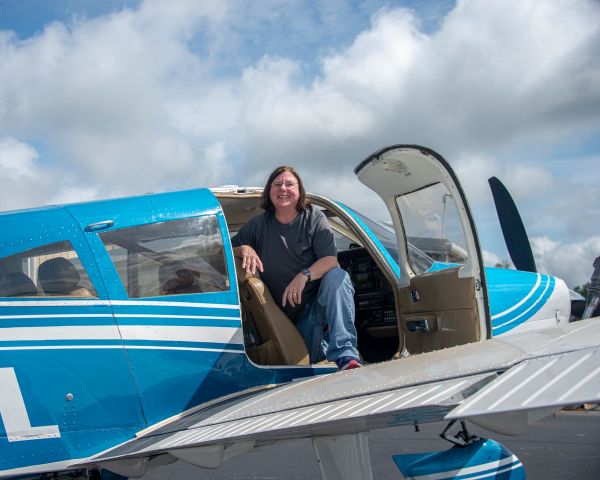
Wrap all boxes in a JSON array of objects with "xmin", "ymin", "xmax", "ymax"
[{"xmin": 282, "ymin": 255, "xmax": 338, "ymax": 307}]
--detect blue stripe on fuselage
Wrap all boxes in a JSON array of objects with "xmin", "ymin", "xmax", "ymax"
[
  {"xmin": 0, "ymin": 316, "xmax": 240, "ymax": 328},
  {"xmin": 488, "ymin": 268, "xmax": 556, "ymax": 336},
  {"xmin": 0, "ymin": 339, "xmax": 244, "ymax": 350}
]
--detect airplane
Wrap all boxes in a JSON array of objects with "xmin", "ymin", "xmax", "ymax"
[{"xmin": 0, "ymin": 145, "xmax": 598, "ymax": 480}]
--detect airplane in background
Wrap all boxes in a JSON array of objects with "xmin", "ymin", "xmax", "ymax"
[{"xmin": 0, "ymin": 145, "xmax": 598, "ymax": 480}]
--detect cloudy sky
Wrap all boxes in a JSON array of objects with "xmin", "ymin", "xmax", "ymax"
[{"xmin": 0, "ymin": 0, "xmax": 599, "ymax": 287}]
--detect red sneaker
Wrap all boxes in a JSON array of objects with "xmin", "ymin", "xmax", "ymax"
[{"xmin": 336, "ymin": 356, "xmax": 363, "ymax": 371}]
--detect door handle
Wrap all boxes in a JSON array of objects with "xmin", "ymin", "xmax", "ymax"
[{"xmin": 85, "ymin": 220, "xmax": 115, "ymax": 232}]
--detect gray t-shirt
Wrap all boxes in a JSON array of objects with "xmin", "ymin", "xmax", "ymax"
[{"xmin": 231, "ymin": 204, "xmax": 337, "ymax": 321}]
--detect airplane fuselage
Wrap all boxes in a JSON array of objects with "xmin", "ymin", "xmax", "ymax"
[{"xmin": 0, "ymin": 147, "xmax": 572, "ymax": 478}]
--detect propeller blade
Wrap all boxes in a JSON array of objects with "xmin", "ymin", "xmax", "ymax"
[{"xmin": 488, "ymin": 176, "xmax": 537, "ymax": 273}]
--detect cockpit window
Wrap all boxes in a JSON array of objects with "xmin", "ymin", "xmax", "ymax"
[
  {"xmin": 100, "ymin": 216, "xmax": 228, "ymax": 298},
  {"xmin": 338, "ymin": 206, "xmax": 435, "ymax": 275},
  {"xmin": 396, "ymin": 183, "xmax": 468, "ymax": 270}
]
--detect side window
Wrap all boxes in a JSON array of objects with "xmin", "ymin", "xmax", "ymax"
[
  {"xmin": 397, "ymin": 183, "xmax": 468, "ymax": 268},
  {"xmin": 326, "ymin": 214, "xmax": 363, "ymax": 252},
  {"xmin": 100, "ymin": 216, "xmax": 228, "ymax": 298},
  {"xmin": 0, "ymin": 240, "xmax": 98, "ymax": 298}
]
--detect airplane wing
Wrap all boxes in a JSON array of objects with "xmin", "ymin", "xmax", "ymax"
[{"xmin": 79, "ymin": 318, "xmax": 600, "ymax": 478}]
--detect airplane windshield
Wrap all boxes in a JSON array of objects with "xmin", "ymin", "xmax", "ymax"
[{"xmin": 346, "ymin": 207, "xmax": 435, "ymax": 275}]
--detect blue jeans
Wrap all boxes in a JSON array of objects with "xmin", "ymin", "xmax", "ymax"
[{"xmin": 295, "ymin": 268, "xmax": 359, "ymax": 363}]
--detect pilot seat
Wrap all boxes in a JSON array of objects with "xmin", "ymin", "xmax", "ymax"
[{"xmin": 235, "ymin": 257, "xmax": 309, "ymax": 366}]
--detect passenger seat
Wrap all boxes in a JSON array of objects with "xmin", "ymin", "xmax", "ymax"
[
  {"xmin": 0, "ymin": 272, "xmax": 38, "ymax": 297},
  {"xmin": 38, "ymin": 257, "xmax": 95, "ymax": 297},
  {"xmin": 235, "ymin": 257, "xmax": 309, "ymax": 366}
]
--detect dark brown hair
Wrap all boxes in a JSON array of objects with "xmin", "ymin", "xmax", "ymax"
[{"xmin": 261, "ymin": 165, "xmax": 307, "ymax": 213}]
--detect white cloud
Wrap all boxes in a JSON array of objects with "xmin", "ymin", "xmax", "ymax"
[
  {"xmin": 453, "ymin": 152, "xmax": 500, "ymax": 203},
  {"xmin": 0, "ymin": 137, "xmax": 100, "ymax": 211},
  {"xmin": 49, "ymin": 185, "xmax": 99, "ymax": 205},
  {"xmin": 482, "ymin": 250, "xmax": 505, "ymax": 268},
  {"xmin": 0, "ymin": 137, "xmax": 39, "ymax": 180},
  {"xmin": 412, "ymin": 0, "xmax": 600, "ymax": 147},
  {"xmin": 321, "ymin": 8, "xmax": 424, "ymax": 106},
  {"xmin": 0, "ymin": 137, "xmax": 47, "ymax": 211},
  {"xmin": 532, "ymin": 235, "xmax": 600, "ymax": 287},
  {"xmin": 201, "ymin": 141, "xmax": 228, "ymax": 186},
  {"xmin": 0, "ymin": 0, "xmax": 597, "ymax": 270},
  {"xmin": 0, "ymin": 3, "xmax": 237, "ymax": 199},
  {"xmin": 238, "ymin": 0, "xmax": 600, "ymax": 202},
  {"xmin": 240, "ymin": 55, "xmax": 375, "ymax": 155},
  {"xmin": 502, "ymin": 165, "xmax": 554, "ymax": 199}
]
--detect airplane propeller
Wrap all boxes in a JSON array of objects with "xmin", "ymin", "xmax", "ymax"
[{"xmin": 488, "ymin": 176, "xmax": 537, "ymax": 273}]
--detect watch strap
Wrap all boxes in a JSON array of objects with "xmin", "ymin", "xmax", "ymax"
[{"xmin": 302, "ymin": 268, "xmax": 312, "ymax": 282}]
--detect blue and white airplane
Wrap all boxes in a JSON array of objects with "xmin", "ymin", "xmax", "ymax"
[{"xmin": 1, "ymin": 145, "xmax": 598, "ymax": 480}]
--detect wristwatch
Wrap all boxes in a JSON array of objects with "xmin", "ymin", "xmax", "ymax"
[{"xmin": 301, "ymin": 268, "xmax": 312, "ymax": 282}]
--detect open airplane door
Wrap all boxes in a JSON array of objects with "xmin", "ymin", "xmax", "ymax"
[{"xmin": 355, "ymin": 145, "xmax": 490, "ymax": 352}]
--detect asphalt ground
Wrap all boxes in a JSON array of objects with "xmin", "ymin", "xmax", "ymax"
[{"xmin": 142, "ymin": 410, "xmax": 600, "ymax": 479}]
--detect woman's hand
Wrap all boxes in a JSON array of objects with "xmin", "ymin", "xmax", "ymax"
[
  {"xmin": 282, "ymin": 272, "xmax": 308, "ymax": 307},
  {"xmin": 236, "ymin": 245, "xmax": 264, "ymax": 275}
]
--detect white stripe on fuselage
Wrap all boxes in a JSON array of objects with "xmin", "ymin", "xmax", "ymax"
[
  {"xmin": 492, "ymin": 276, "xmax": 551, "ymax": 330},
  {"xmin": 491, "ymin": 273, "xmax": 541, "ymax": 320},
  {"xmin": 0, "ymin": 325, "xmax": 243, "ymax": 345},
  {"xmin": 0, "ymin": 299, "xmax": 240, "ymax": 309},
  {"xmin": 119, "ymin": 325, "xmax": 243, "ymax": 344},
  {"xmin": 0, "ymin": 345, "xmax": 245, "ymax": 353},
  {"xmin": 406, "ymin": 454, "xmax": 521, "ymax": 480},
  {"xmin": 0, "ymin": 314, "xmax": 240, "ymax": 321}
]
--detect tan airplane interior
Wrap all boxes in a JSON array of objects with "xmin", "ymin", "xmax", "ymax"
[{"xmin": 216, "ymin": 191, "xmax": 481, "ymax": 368}]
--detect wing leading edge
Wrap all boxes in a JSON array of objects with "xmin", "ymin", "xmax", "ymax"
[{"xmin": 79, "ymin": 318, "xmax": 600, "ymax": 477}]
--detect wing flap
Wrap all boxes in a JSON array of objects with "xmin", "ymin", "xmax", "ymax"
[
  {"xmin": 447, "ymin": 345, "xmax": 600, "ymax": 420},
  {"xmin": 447, "ymin": 319, "xmax": 600, "ymax": 422},
  {"xmin": 153, "ymin": 374, "xmax": 491, "ymax": 450},
  {"xmin": 86, "ymin": 372, "xmax": 494, "ymax": 467}
]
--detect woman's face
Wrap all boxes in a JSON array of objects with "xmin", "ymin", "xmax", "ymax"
[{"xmin": 269, "ymin": 171, "xmax": 300, "ymax": 212}]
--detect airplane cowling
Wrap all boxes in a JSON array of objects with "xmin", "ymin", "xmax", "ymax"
[{"xmin": 392, "ymin": 438, "xmax": 525, "ymax": 479}]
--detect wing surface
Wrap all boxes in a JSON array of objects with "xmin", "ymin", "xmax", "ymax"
[
  {"xmin": 447, "ymin": 319, "xmax": 600, "ymax": 433},
  {"xmin": 79, "ymin": 318, "xmax": 600, "ymax": 477}
]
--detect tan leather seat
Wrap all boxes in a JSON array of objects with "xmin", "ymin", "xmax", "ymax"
[{"xmin": 235, "ymin": 257, "xmax": 309, "ymax": 366}]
